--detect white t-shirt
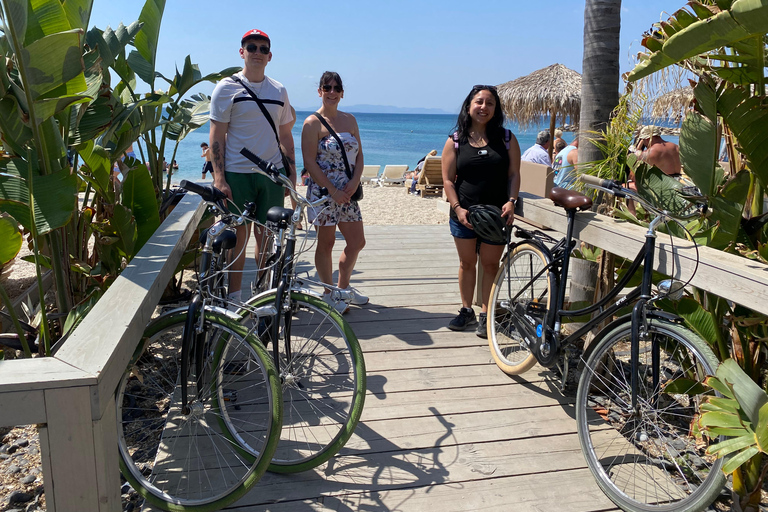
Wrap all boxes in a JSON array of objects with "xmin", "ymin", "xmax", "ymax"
[{"xmin": 209, "ymin": 72, "xmax": 293, "ymax": 173}]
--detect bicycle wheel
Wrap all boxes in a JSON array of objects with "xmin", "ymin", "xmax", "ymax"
[
  {"xmin": 233, "ymin": 291, "xmax": 366, "ymax": 473},
  {"xmin": 117, "ymin": 309, "xmax": 282, "ymax": 512},
  {"xmin": 576, "ymin": 318, "xmax": 725, "ymax": 512},
  {"xmin": 488, "ymin": 242, "xmax": 552, "ymax": 375}
]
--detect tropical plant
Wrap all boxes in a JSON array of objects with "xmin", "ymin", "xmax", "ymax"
[
  {"xmin": 700, "ymin": 358, "xmax": 768, "ymax": 512},
  {"xmin": 623, "ymin": 0, "xmax": 768, "ymax": 505}
]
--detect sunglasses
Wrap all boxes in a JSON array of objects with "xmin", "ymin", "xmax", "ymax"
[
  {"xmin": 473, "ymin": 84, "xmax": 497, "ymax": 91},
  {"xmin": 321, "ymin": 84, "xmax": 343, "ymax": 93},
  {"xmin": 244, "ymin": 43, "xmax": 270, "ymax": 55}
]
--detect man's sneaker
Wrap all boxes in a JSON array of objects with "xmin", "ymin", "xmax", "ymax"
[
  {"xmin": 448, "ymin": 307, "xmax": 477, "ymax": 331},
  {"xmin": 344, "ymin": 286, "xmax": 369, "ymax": 306},
  {"xmin": 476, "ymin": 312, "xmax": 488, "ymax": 339},
  {"xmin": 322, "ymin": 292, "xmax": 349, "ymax": 315}
]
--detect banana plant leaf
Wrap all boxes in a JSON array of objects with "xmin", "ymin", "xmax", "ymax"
[
  {"xmin": 0, "ymin": 214, "xmax": 22, "ymax": 265},
  {"xmin": 121, "ymin": 165, "xmax": 160, "ymax": 252},
  {"xmin": 709, "ymin": 170, "xmax": 751, "ymax": 250},
  {"xmin": 0, "ymin": 96, "xmax": 34, "ymax": 156},
  {"xmin": 0, "ymin": 160, "xmax": 77, "ymax": 234},
  {"xmin": 627, "ymin": 0, "xmax": 768, "ymax": 82},
  {"xmin": 77, "ymin": 141, "xmax": 113, "ymax": 198},
  {"xmin": 675, "ymin": 297, "xmax": 720, "ymax": 346},
  {"xmin": 680, "ymin": 113, "xmax": 718, "ymax": 197},
  {"xmin": 718, "ymin": 84, "xmax": 768, "ymax": 189},
  {"xmin": 126, "ymin": 0, "xmax": 166, "ymax": 86},
  {"xmin": 716, "ymin": 358, "xmax": 768, "ymax": 427},
  {"xmin": 84, "ymin": 22, "xmax": 143, "ymax": 70}
]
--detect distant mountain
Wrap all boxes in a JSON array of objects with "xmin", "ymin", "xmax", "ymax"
[{"xmin": 295, "ymin": 104, "xmax": 453, "ymax": 115}]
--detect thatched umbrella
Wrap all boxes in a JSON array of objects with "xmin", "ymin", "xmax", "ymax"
[
  {"xmin": 650, "ymin": 86, "xmax": 694, "ymax": 123},
  {"xmin": 497, "ymin": 63, "xmax": 582, "ymax": 159}
]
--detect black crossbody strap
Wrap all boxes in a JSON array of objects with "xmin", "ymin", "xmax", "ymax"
[
  {"xmin": 312, "ymin": 112, "xmax": 353, "ymax": 180},
  {"xmin": 231, "ymin": 75, "xmax": 285, "ymax": 161}
]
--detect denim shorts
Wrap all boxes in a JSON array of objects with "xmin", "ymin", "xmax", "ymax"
[{"xmin": 449, "ymin": 218, "xmax": 505, "ymax": 246}]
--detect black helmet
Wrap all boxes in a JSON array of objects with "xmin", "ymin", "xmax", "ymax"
[{"xmin": 467, "ymin": 204, "xmax": 507, "ymax": 244}]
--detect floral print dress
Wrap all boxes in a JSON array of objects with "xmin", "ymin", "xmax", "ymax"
[{"xmin": 307, "ymin": 132, "xmax": 363, "ymax": 226}]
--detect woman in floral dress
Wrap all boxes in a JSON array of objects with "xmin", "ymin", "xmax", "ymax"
[{"xmin": 301, "ymin": 71, "xmax": 367, "ymax": 313}]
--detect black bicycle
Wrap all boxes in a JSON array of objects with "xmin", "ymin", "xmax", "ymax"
[{"xmin": 487, "ymin": 175, "xmax": 725, "ymax": 512}]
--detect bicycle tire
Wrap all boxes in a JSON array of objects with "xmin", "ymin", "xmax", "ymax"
[
  {"xmin": 488, "ymin": 242, "xmax": 552, "ymax": 375},
  {"xmin": 233, "ymin": 291, "xmax": 366, "ymax": 473},
  {"xmin": 576, "ymin": 317, "xmax": 725, "ymax": 512},
  {"xmin": 117, "ymin": 309, "xmax": 282, "ymax": 512}
]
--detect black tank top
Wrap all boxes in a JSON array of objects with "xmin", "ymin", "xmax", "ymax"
[{"xmin": 451, "ymin": 137, "xmax": 509, "ymax": 221}]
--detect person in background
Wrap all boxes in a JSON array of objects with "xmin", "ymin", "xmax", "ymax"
[
  {"xmin": 409, "ymin": 149, "xmax": 438, "ymax": 195},
  {"xmin": 442, "ymin": 85, "xmax": 521, "ymax": 338},
  {"xmin": 521, "ymin": 130, "xmax": 552, "ymax": 166},
  {"xmin": 553, "ymin": 129, "xmax": 566, "ymax": 153},
  {"xmin": 634, "ymin": 125, "xmax": 681, "ymax": 177},
  {"xmin": 302, "ymin": 71, "xmax": 367, "ymax": 314},
  {"xmin": 552, "ymin": 137, "xmax": 579, "ymax": 188},
  {"xmin": 200, "ymin": 142, "xmax": 214, "ymax": 179},
  {"xmin": 209, "ymin": 29, "xmax": 296, "ymax": 304}
]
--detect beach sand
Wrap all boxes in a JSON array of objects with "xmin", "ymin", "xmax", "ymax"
[
  {"xmin": 291, "ymin": 183, "xmax": 449, "ymax": 226},
  {"xmin": 0, "ymin": 183, "xmax": 448, "ymax": 303}
]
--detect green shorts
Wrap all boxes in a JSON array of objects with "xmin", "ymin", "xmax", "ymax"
[{"xmin": 225, "ymin": 169, "xmax": 286, "ymax": 223}]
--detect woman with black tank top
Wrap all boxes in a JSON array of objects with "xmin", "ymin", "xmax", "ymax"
[{"xmin": 442, "ymin": 85, "xmax": 521, "ymax": 337}]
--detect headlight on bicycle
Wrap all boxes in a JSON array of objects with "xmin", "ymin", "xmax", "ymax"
[{"xmin": 657, "ymin": 279, "xmax": 685, "ymax": 301}]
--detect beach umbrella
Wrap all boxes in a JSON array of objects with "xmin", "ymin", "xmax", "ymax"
[
  {"xmin": 650, "ymin": 86, "xmax": 694, "ymax": 123},
  {"xmin": 496, "ymin": 63, "xmax": 582, "ymax": 159}
]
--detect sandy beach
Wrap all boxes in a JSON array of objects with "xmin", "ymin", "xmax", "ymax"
[{"xmin": 291, "ymin": 183, "xmax": 449, "ymax": 226}]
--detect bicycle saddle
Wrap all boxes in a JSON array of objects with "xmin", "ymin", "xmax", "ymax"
[
  {"xmin": 550, "ymin": 187, "xmax": 593, "ymax": 211},
  {"xmin": 266, "ymin": 206, "xmax": 294, "ymax": 226}
]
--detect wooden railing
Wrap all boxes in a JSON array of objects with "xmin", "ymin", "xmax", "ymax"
[{"xmin": 0, "ymin": 193, "xmax": 204, "ymax": 512}]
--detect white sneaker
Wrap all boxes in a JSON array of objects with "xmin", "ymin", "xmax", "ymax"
[
  {"xmin": 344, "ymin": 286, "xmax": 369, "ymax": 306},
  {"xmin": 322, "ymin": 292, "xmax": 349, "ymax": 315}
]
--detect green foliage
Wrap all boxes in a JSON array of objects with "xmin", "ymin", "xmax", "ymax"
[{"xmin": 0, "ymin": 214, "xmax": 22, "ymax": 265}]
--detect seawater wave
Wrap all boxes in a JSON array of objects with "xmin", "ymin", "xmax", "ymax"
[{"xmin": 163, "ymin": 111, "xmax": 566, "ymax": 183}]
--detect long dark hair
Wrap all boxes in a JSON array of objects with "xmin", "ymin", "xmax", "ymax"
[
  {"xmin": 319, "ymin": 71, "xmax": 343, "ymax": 90},
  {"xmin": 452, "ymin": 85, "xmax": 505, "ymax": 145}
]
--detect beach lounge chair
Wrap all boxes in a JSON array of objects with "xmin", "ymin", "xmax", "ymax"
[
  {"xmin": 415, "ymin": 156, "xmax": 444, "ymax": 197},
  {"xmin": 360, "ymin": 165, "xmax": 381, "ymax": 184},
  {"xmin": 376, "ymin": 165, "xmax": 408, "ymax": 186}
]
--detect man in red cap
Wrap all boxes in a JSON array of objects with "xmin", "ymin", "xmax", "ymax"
[{"xmin": 209, "ymin": 29, "xmax": 296, "ymax": 303}]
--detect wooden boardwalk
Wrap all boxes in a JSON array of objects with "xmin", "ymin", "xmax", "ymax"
[{"xmin": 224, "ymin": 224, "xmax": 618, "ymax": 511}]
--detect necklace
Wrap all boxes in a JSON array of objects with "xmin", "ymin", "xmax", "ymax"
[{"xmin": 469, "ymin": 131, "xmax": 487, "ymax": 146}]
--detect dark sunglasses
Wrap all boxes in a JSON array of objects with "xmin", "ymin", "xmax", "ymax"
[
  {"xmin": 244, "ymin": 43, "xmax": 270, "ymax": 55},
  {"xmin": 473, "ymin": 84, "xmax": 497, "ymax": 91},
  {"xmin": 321, "ymin": 84, "xmax": 343, "ymax": 93}
]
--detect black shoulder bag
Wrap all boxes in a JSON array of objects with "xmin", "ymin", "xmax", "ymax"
[
  {"xmin": 312, "ymin": 112, "xmax": 363, "ymax": 202},
  {"xmin": 231, "ymin": 75, "xmax": 294, "ymax": 177}
]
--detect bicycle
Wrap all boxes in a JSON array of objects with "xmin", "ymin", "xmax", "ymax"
[
  {"xmin": 116, "ymin": 184, "xmax": 282, "ymax": 512},
  {"xmin": 142, "ymin": 156, "xmax": 365, "ymax": 476},
  {"xmin": 487, "ymin": 176, "xmax": 725, "ymax": 512},
  {"xmin": 235, "ymin": 148, "xmax": 366, "ymax": 473}
]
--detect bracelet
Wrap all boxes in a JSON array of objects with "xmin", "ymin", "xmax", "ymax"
[{"xmin": 451, "ymin": 202, "xmax": 460, "ymax": 210}]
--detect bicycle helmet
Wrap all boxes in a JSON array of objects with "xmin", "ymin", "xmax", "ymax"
[{"xmin": 467, "ymin": 204, "xmax": 507, "ymax": 244}]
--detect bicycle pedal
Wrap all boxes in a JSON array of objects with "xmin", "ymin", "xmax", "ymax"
[{"xmin": 526, "ymin": 301, "xmax": 547, "ymax": 317}]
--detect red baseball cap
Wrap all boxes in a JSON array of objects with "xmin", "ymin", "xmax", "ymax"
[{"xmin": 241, "ymin": 29, "xmax": 270, "ymax": 45}]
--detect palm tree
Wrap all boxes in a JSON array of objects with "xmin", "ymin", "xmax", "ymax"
[{"xmin": 578, "ymin": 0, "xmax": 622, "ymax": 164}]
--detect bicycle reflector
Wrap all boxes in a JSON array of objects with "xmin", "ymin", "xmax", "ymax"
[{"xmin": 658, "ymin": 279, "xmax": 685, "ymax": 301}]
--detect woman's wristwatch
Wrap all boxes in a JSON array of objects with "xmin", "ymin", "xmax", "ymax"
[{"xmin": 508, "ymin": 197, "xmax": 518, "ymax": 206}]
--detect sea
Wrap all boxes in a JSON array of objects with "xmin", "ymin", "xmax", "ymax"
[
  {"xmin": 164, "ymin": 112, "xmax": 558, "ymax": 182},
  {"xmin": 165, "ymin": 111, "xmax": 680, "ymax": 182}
]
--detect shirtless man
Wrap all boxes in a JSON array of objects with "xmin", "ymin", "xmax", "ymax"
[
  {"xmin": 634, "ymin": 125, "xmax": 681, "ymax": 176},
  {"xmin": 200, "ymin": 142, "xmax": 213, "ymax": 179}
]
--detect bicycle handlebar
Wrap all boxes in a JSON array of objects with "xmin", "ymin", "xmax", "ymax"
[
  {"xmin": 179, "ymin": 180, "xmax": 230, "ymax": 214},
  {"xmin": 239, "ymin": 147, "xmax": 330, "ymax": 208}
]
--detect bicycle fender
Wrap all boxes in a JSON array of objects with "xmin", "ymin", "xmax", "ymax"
[{"xmin": 579, "ymin": 310, "xmax": 684, "ymax": 366}]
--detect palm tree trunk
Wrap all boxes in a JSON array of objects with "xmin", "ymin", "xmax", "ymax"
[{"xmin": 578, "ymin": 0, "xmax": 622, "ymax": 163}]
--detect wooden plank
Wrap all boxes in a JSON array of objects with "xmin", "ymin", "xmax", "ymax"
[
  {"xmin": 234, "ymin": 437, "xmax": 616, "ymax": 511},
  {"xmin": 93, "ymin": 397, "xmax": 121, "ymax": 512},
  {"xmin": 44, "ymin": 386, "xmax": 104, "ymax": 512},
  {"xmin": 37, "ymin": 425, "xmax": 56, "ymax": 512},
  {"xmin": 519, "ymin": 196, "xmax": 768, "ymax": 316},
  {"xmin": 0, "ymin": 357, "xmax": 91, "ymax": 396},
  {"xmin": 54, "ymin": 194, "xmax": 206, "ymax": 419},
  {"xmin": 0, "ymin": 389, "xmax": 45, "ymax": 426}
]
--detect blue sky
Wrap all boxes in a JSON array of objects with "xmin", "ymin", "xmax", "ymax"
[{"xmin": 89, "ymin": 0, "xmax": 685, "ymax": 112}]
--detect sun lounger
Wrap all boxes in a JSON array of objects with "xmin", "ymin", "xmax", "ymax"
[
  {"xmin": 375, "ymin": 165, "xmax": 408, "ymax": 186},
  {"xmin": 360, "ymin": 165, "xmax": 381, "ymax": 184},
  {"xmin": 415, "ymin": 156, "xmax": 444, "ymax": 197}
]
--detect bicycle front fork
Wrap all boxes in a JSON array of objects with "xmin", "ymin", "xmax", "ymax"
[{"xmin": 630, "ymin": 299, "xmax": 660, "ymax": 411}]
